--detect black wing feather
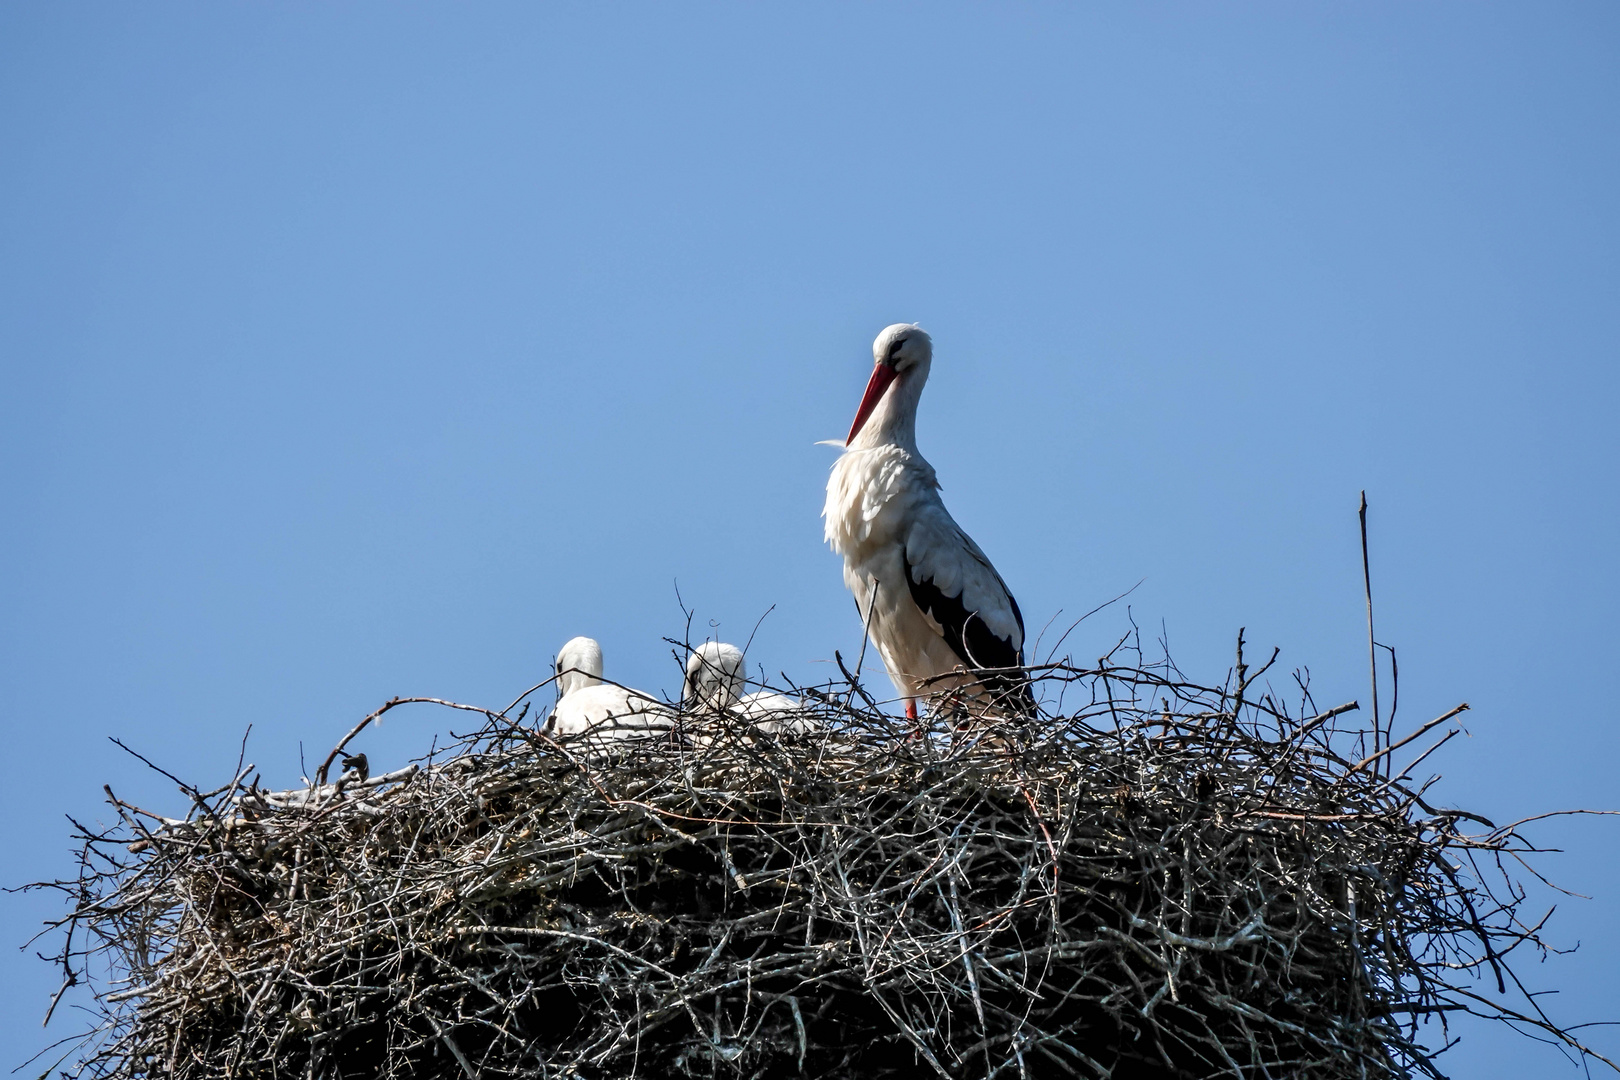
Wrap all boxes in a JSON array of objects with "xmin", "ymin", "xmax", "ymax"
[{"xmin": 904, "ymin": 558, "xmax": 1033, "ymax": 715}]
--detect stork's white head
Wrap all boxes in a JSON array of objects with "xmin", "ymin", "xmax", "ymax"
[
  {"xmin": 873, "ymin": 323, "xmax": 931, "ymax": 371},
  {"xmin": 555, "ymin": 636, "xmax": 604, "ymax": 697},
  {"xmin": 846, "ymin": 323, "xmax": 932, "ymax": 447},
  {"xmin": 683, "ymin": 641, "xmax": 746, "ymax": 710}
]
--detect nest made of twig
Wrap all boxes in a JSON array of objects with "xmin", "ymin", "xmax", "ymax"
[{"xmin": 26, "ymin": 636, "xmax": 1614, "ymax": 1080}]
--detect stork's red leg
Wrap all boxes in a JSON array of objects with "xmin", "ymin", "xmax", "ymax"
[{"xmin": 905, "ymin": 699, "xmax": 918, "ymax": 721}]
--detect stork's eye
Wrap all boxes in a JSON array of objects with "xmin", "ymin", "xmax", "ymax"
[{"xmin": 888, "ymin": 339, "xmax": 906, "ymax": 361}]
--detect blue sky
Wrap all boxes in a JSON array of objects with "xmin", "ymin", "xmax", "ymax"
[{"xmin": 3, "ymin": 4, "xmax": 1617, "ymax": 1074}]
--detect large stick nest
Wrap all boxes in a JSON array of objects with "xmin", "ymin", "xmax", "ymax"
[{"xmin": 27, "ymin": 635, "xmax": 1614, "ymax": 1079}]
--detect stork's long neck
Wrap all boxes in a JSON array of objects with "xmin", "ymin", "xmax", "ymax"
[
  {"xmin": 849, "ymin": 364, "xmax": 928, "ymax": 454},
  {"xmin": 557, "ymin": 648, "xmax": 603, "ymax": 696}
]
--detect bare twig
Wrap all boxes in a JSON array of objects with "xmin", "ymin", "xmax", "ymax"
[{"xmin": 1360, "ymin": 491, "xmax": 1383, "ymax": 778}]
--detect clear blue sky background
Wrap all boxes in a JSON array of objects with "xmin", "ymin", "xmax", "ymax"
[{"xmin": 3, "ymin": 4, "xmax": 1616, "ymax": 1074}]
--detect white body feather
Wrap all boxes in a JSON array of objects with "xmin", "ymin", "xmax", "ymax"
[
  {"xmin": 546, "ymin": 636, "xmax": 674, "ymax": 745},
  {"xmin": 683, "ymin": 642, "xmax": 821, "ymax": 737},
  {"xmin": 739, "ymin": 690, "xmax": 820, "ymax": 737}
]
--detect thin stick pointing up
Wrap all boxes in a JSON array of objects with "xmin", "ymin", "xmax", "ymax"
[{"xmin": 1359, "ymin": 491, "xmax": 1383, "ymax": 778}]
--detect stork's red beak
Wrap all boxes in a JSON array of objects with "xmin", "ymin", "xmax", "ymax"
[{"xmin": 846, "ymin": 362, "xmax": 899, "ymax": 445}]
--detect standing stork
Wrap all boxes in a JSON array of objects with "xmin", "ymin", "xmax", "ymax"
[{"xmin": 823, "ymin": 324, "xmax": 1033, "ymax": 720}]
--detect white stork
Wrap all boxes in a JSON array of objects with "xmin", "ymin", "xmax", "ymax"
[
  {"xmin": 823, "ymin": 324, "xmax": 1033, "ymax": 720},
  {"xmin": 543, "ymin": 636, "xmax": 675, "ymax": 745},
  {"xmin": 683, "ymin": 642, "xmax": 819, "ymax": 737}
]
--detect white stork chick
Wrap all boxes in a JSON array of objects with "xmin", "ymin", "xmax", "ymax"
[
  {"xmin": 683, "ymin": 642, "xmax": 818, "ymax": 737},
  {"xmin": 543, "ymin": 636, "xmax": 675, "ymax": 745},
  {"xmin": 823, "ymin": 324, "xmax": 1033, "ymax": 720}
]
